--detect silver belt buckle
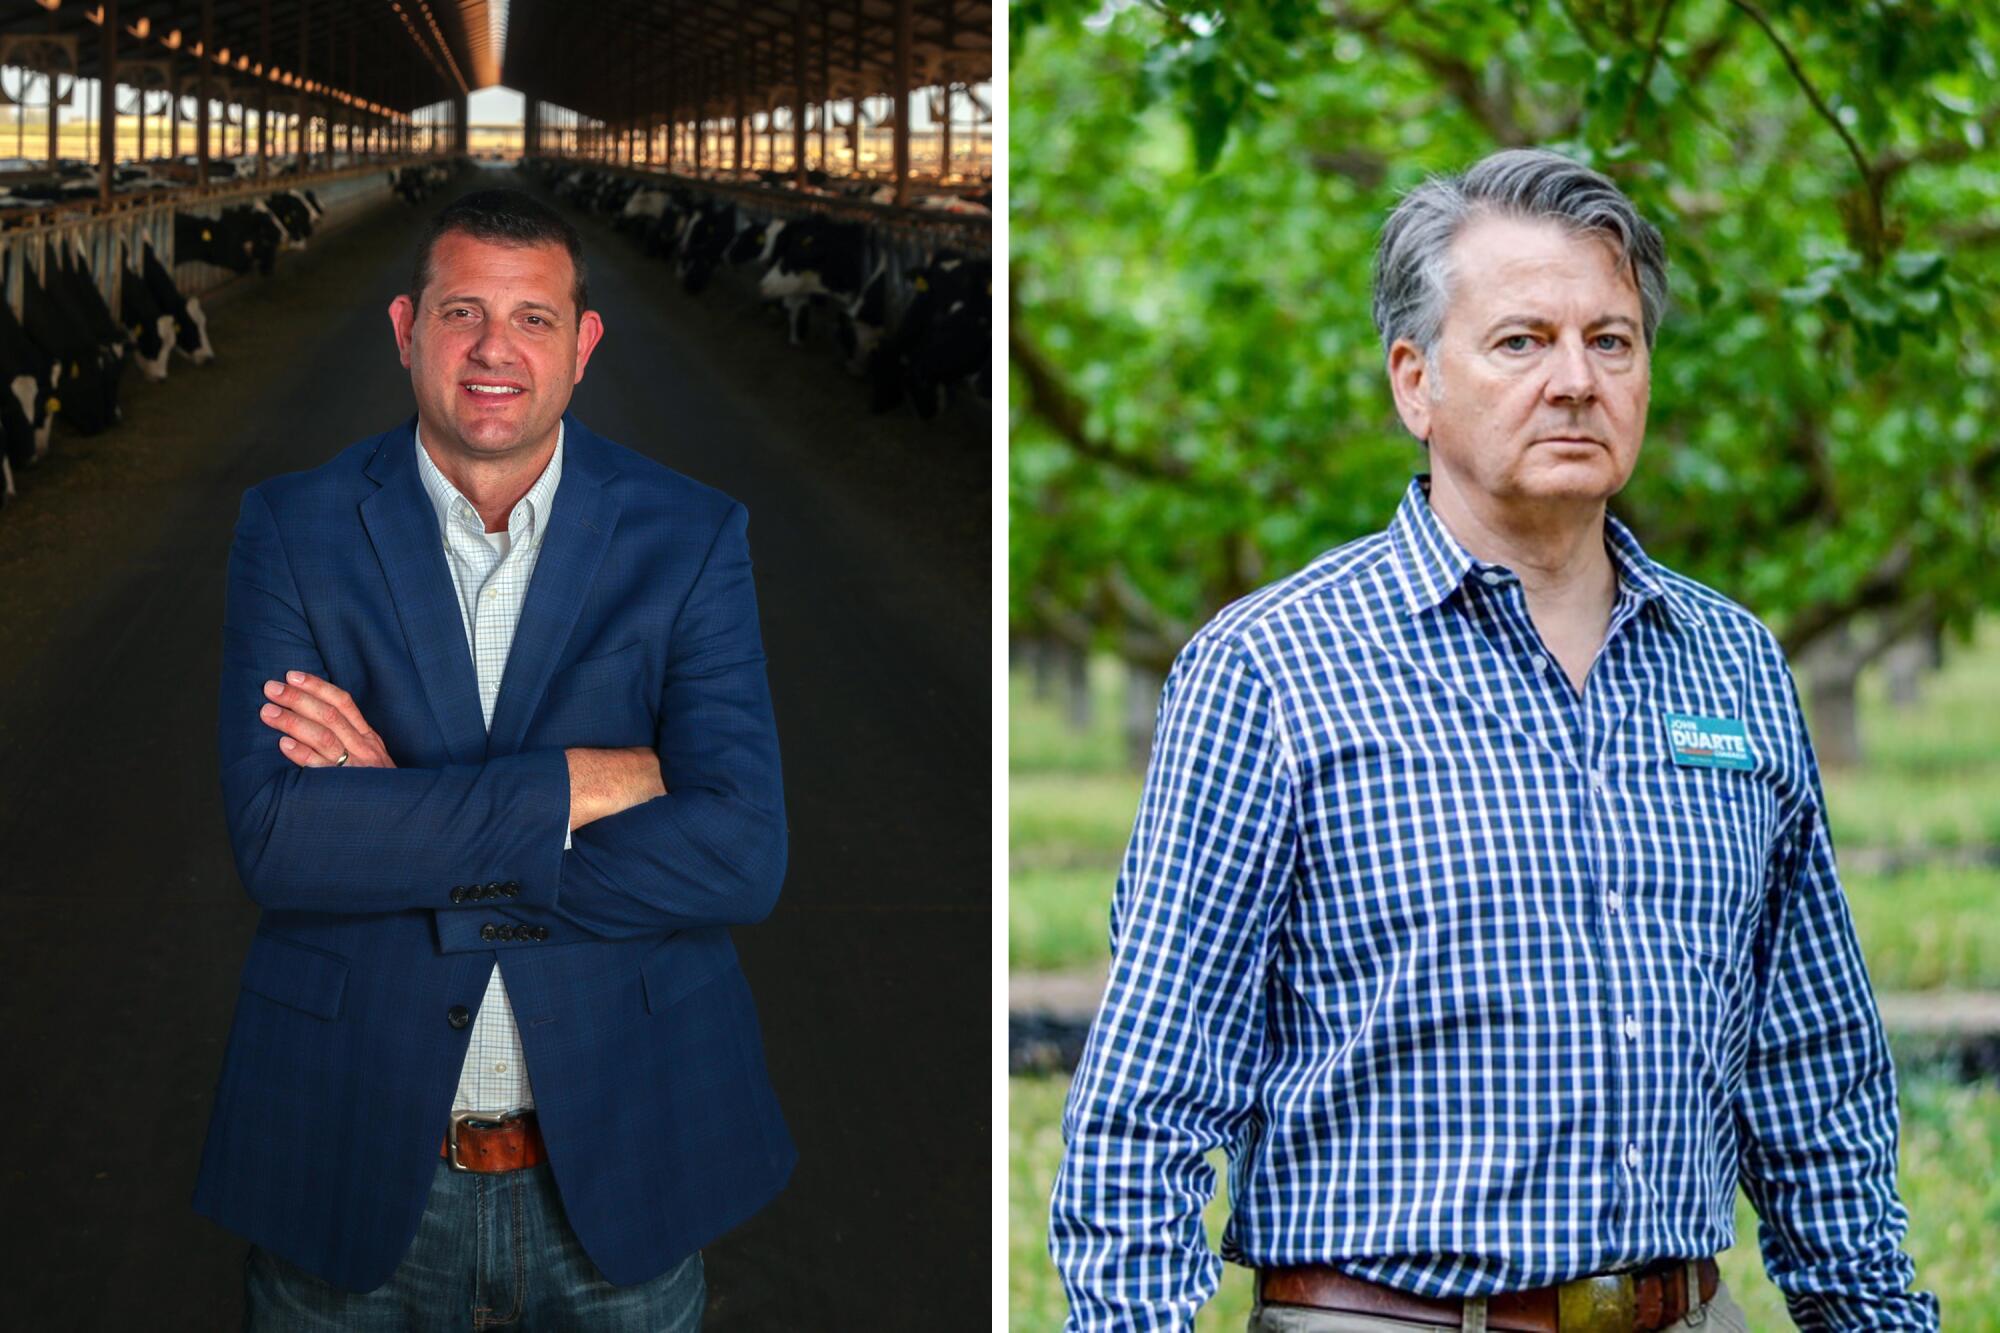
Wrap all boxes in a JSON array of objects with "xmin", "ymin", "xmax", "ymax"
[{"xmin": 446, "ymin": 1109, "xmax": 516, "ymax": 1172}]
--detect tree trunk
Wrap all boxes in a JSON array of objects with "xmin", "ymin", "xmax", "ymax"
[
  {"xmin": 1025, "ymin": 637, "xmax": 1055, "ymax": 702},
  {"xmin": 1062, "ymin": 642, "xmax": 1091, "ymax": 734},
  {"xmin": 1804, "ymin": 624, "xmax": 1864, "ymax": 770},
  {"xmin": 1882, "ymin": 629, "xmax": 1931, "ymax": 710},
  {"xmin": 1124, "ymin": 662, "xmax": 1164, "ymax": 771}
]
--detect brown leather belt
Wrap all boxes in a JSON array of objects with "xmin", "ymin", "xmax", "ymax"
[
  {"xmin": 440, "ymin": 1110, "xmax": 547, "ymax": 1173},
  {"xmin": 1260, "ymin": 1258, "xmax": 1719, "ymax": 1333}
]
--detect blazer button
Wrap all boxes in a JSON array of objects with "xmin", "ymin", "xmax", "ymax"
[
  {"xmin": 480, "ymin": 924, "xmax": 498, "ymax": 942},
  {"xmin": 450, "ymin": 886, "xmax": 467, "ymax": 903},
  {"xmin": 484, "ymin": 881, "xmax": 505, "ymax": 899},
  {"xmin": 496, "ymin": 925, "xmax": 516, "ymax": 942},
  {"xmin": 447, "ymin": 1005, "xmax": 470, "ymax": 1029},
  {"xmin": 502, "ymin": 882, "xmax": 521, "ymax": 898},
  {"xmin": 531, "ymin": 926, "xmax": 549, "ymax": 941}
]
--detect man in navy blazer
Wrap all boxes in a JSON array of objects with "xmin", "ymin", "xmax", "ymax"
[{"xmin": 195, "ymin": 189, "xmax": 793, "ymax": 1327}]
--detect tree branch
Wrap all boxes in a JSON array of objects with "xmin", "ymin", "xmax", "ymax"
[
  {"xmin": 1874, "ymin": 101, "xmax": 2000, "ymax": 182},
  {"xmin": 1008, "ymin": 283, "xmax": 1192, "ymax": 485},
  {"xmin": 1387, "ymin": 34, "xmax": 1533, "ymax": 145},
  {"xmin": 1618, "ymin": 0, "xmax": 1679, "ymax": 145},
  {"xmin": 1779, "ymin": 540, "xmax": 1911, "ymax": 657},
  {"xmin": 1936, "ymin": 217, "xmax": 2000, "ymax": 248},
  {"xmin": 1725, "ymin": 0, "xmax": 1884, "ymax": 263}
]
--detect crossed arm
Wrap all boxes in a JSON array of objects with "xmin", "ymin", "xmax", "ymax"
[
  {"xmin": 255, "ymin": 670, "xmax": 661, "ymax": 832},
  {"xmin": 219, "ymin": 487, "xmax": 787, "ymax": 934}
]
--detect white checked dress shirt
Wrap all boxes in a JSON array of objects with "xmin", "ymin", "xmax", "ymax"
[
  {"xmin": 1050, "ymin": 475, "xmax": 1936, "ymax": 1330},
  {"xmin": 415, "ymin": 423, "xmax": 566, "ymax": 1115}
]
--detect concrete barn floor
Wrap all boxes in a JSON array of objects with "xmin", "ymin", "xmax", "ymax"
[{"xmin": 0, "ymin": 166, "xmax": 991, "ymax": 1330}]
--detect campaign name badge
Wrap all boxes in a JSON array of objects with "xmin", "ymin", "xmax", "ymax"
[{"xmin": 1665, "ymin": 712, "xmax": 1755, "ymax": 771}]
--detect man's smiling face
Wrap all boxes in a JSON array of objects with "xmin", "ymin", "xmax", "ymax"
[
  {"xmin": 1389, "ymin": 213, "xmax": 1650, "ymax": 510},
  {"xmin": 389, "ymin": 229, "xmax": 603, "ymax": 467}
]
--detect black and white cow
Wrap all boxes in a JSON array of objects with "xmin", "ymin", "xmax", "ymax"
[
  {"xmin": 618, "ymin": 187, "xmax": 672, "ymax": 237},
  {"xmin": 264, "ymin": 191, "xmax": 317, "ymax": 249},
  {"xmin": 678, "ymin": 201, "xmax": 744, "ymax": 294},
  {"xmin": 119, "ymin": 249, "xmax": 177, "ymax": 382},
  {"xmin": 0, "ymin": 281, "xmax": 55, "ymax": 477},
  {"xmin": 727, "ymin": 216, "xmax": 787, "ymax": 268},
  {"xmin": 143, "ymin": 238, "xmax": 215, "ymax": 364},
  {"xmin": 22, "ymin": 247, "xmax": 126, "ymax": 435},
  {"xmin": 640, "ymin": 192, "xmax": 701, "ymax": 261},
  {"xmin": 392, "ymin": 163, "xmax": 450, "ymax": 204},
  {"xmin": 869, "ymin": 253, "xmax": 991, "ymax": 419},
  {"xmin": 756, "ymin": 215, "xmax": 875, "ymax": 347},
  {"xmin": 56, "ymin": 243, "xmax": 131, "ymax": 363},
  {"xmin": 175, "ymin": 209, "xmax": 279, "ymax": 275},
  {"xmin": 226, "ymin": 205, "xmax": 285, "ymax": 275}
]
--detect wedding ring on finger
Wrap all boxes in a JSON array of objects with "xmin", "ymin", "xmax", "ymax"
[{"xmin": 335, "ymin": 752, "xmax": 350, "ymax": 767}]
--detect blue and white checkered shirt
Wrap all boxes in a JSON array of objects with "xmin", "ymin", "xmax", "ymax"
[{"xmin": 1049, "ymin": 475, "xmax": 1937, "ymax": 1331}]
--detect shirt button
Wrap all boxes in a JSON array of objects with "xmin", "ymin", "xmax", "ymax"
[
  {"xmin": 1606, "ymin": 889, "xmax": 1622, "ymax": 913},
  {"xmin": 1590, "ymin": 769, "xmax": 1606, "ymax": 790},
  {"xmin": 1623, "ymin": 1015, "xmax": 1640, "ymax": 1041},
  {"xmin": 483, "ymin": 588, "xmax": 497, "ymax": 599},
  {"xmin": 1530, "ymin": 655, "xmax": 1548, "ymax": 674},
  {"xmin": 494, "ymin": 1062, "xmax": 507, "ymax": 1073},
  {"xmin": 1625, "ymin": 1143, "xmax": 1641, "ymax": 1169},
  {"xmin": 1481, "ymin": 571, "xmax": 1504, "ymax": 586}
]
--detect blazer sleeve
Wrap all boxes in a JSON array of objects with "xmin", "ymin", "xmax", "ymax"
[
  {"xmin": 544, "ymin": 501, "xmax": 788, "ymax": 935},
  {"xmin": 218, "ymin": 486, "xmax": 573, "ymax": 914}
]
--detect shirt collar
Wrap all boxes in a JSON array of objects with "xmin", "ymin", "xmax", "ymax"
[
  {"xmin": 414, "ymin": 420, "xmax": 564, "ymax": 549},
  {"xmin": 1386, "ymin": 473, "xmax": 1703, "ymax": 630}
]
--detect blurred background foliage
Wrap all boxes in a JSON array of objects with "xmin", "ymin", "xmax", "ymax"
[
  {"xmin": 1010, "ymin": 0, "xmax": 2000, "ymax": 767},
  {"xmin": 1010, "ymin": 2, "xmax": 2000, "ymax": 1326}
]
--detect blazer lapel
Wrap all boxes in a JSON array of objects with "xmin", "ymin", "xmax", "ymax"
[
  {"xmin": 486, "ymin": 414, "xmax": 619, "ymax": 760},
  {"xmin": 359, "ymin": 418, "xmax": 489, "ymax": 767}
]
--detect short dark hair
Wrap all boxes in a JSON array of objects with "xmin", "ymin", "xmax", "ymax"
[{"xmin": 410, "ymin": 188, "xmax": 589, "ymax": 315}]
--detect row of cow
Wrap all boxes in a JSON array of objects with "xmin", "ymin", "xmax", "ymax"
[
  {"xmin": 173, "ymin": 187, "xmax": 324, "ymax": 277},
  {"xmin": 393, "ymin": 163, "xmax": 456, "ymax": 206},
  {"xmin": 0, "ymin": 232, "xmax": 216, "ymax": 510},
  {"xmin": 1, "ymin": 165, "xmax": 452, "ymax": 512},
  {"xmin": 0, "ymin": 157, "xmax": 352, "ymax": 216},
  {"xmin": 530, "ymin": 161, "xmax": 989, "ymax": 421}
]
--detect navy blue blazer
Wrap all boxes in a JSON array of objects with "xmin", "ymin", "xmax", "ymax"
[{"xmin": 194, "ymin": 413, "xmax": 794, "ymax": 1291}]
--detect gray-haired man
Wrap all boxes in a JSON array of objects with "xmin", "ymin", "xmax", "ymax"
[{"xmin": 1049, "ymin": 149, "xmax": 1937, "ymax": 1331}]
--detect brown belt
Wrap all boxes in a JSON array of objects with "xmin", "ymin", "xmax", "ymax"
[
  {"xmin": 440, "ymin": 1110, "xmax": 547, "ymax": 1173},
  {"xmin": 1260, "ymin": 1258, "xmax": 1719, "ymax": 1333}
]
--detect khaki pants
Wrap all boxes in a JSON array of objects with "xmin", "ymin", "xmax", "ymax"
[{"xmin": 1248, "ymin": 1278, "xmax": 1751, "ymax": 1333}]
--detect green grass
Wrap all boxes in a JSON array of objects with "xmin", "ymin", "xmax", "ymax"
[
  {"xmin": 1012, "ymin": 1069, "xmax": 2000, "ymax": 1331},
  {"xmin": 1010, "ymin": 766, "xmax": 1141, "ymax": 970},
  {"xmin": 1011, "ymin": 652, "xmax": 1134, "ymax": 774},
  {"xmin": 1825, "ymin": 767, "xmax": 2000, "ymax": 853},
  {"xmin": 1846, "ymin": 865, "xmax": 2000, "ymax": 992},
  {"xmin": 1810, "ymin": 618, "xmax": 2000, "ymax": 850}
]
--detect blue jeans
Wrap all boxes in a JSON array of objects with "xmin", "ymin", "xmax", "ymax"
[{"xmin": 245, "ymin": 1161, "xmax": 705, "ymax": 1331}]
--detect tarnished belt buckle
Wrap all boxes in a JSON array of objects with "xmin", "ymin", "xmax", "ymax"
[
  {"xmin": 446, "ymin": 1110, "xmax": 512, "ymax": 1172},
  {"xmin": 1557, "ymin": 1274, "xmax": 1636, "ymax": 1332}
]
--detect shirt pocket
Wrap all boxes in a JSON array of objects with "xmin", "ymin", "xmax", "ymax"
[{"xmin": 1646, "ymin": 762, "xmax": 1775, "ymax": 965}]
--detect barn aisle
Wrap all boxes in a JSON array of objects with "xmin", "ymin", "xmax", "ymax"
[{"xmin": 0, "ymin": 170, "xmax": 988, "ymax": 1329}]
